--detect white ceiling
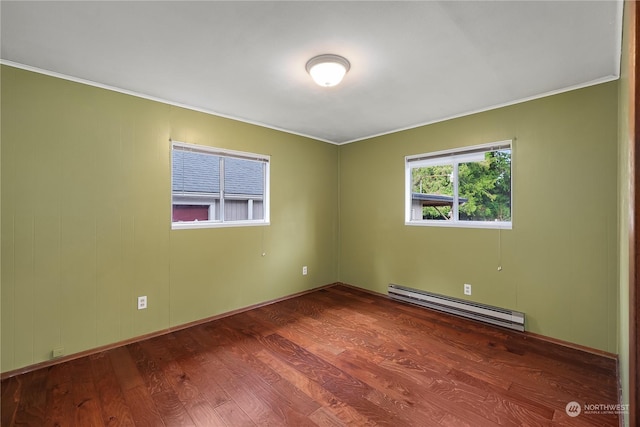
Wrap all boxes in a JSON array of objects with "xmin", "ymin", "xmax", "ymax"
[{"xmin": 1, "ymin": 1, "xmax": 623, "ymax": 144}]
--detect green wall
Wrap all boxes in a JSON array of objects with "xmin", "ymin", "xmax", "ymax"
[
  {"xmin": 339, "ymin": 82, "xmax": 619, "ymax": 353},
  {"xmin": 0, "ymin": 62, "xmax": 624, "ymax": 374},
  {"xmin": 0, "ymin": 66, "xmax": 339, "ymax": 373}
]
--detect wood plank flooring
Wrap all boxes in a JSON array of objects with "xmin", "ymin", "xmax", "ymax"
[{"xmin": 1, "ymin": 284, "xmax": 621, "ymax": 426}]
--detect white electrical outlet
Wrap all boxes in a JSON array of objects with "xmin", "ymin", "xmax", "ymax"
[
  {"xmin": 138, "ymin": 295, "xmax": 147, "ymax": 310},
  {"xmin": 463, "ymin": 284, "xmax": 472, "ymax": 296},
  {"xmin": 302, "ymin": 266, "xmax": 308, "ymax": 275}
]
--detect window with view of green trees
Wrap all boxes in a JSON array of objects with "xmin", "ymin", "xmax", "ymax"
[{"xmin": 406, "ymin": 141, "xmax": 511, "ymax": 228}]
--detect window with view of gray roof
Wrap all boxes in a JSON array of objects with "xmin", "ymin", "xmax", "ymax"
[{"xmin": 172, "ymin": 141, "xmax": 270, "ymax": 229}]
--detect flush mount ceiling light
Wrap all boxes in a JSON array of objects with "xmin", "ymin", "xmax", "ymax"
[{"xmin": 305, "ymin": 54, "xmax": 351, "ymax": 87}]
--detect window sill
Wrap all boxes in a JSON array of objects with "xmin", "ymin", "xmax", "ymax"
[
  {"xmin": 405, "ymin": 220, "xmax": 512, "ymax": 230},
  {"xmin": 172, "ymin": 220, "xmax": 270, "ymax": 230}
]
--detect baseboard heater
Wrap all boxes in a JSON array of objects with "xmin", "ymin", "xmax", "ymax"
[{"xmin": 388, "ymin": 284, "xmax": 525, "ymax": 332}]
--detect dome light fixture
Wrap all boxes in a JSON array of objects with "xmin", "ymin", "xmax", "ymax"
[{"xmin": 305, "ymin": 54, "xmax": 350, "ymax": 87}]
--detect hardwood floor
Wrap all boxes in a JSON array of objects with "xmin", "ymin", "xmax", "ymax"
[{"xmin": 1, "ymin": 285, "xmax": 621, "ymax": 426}]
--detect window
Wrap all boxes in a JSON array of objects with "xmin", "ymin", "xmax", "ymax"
[
  {"xmin": 405, "ymin": 140, "xmax": 512, "ymax": 229},
  {"xmin": 171, "ymin": 141, "xmax": 270, "ymax": 229}
]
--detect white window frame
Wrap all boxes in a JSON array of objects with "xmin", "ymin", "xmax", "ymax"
[
  {"xmin": 171, "ymin": 141, "xmax": 270, "ymax": 230},
  {"xmin": 405, "ymin": 140, "xmax": 512, "ymax": 229}
]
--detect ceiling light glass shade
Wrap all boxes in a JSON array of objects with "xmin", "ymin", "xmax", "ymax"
[{"xmin": 306, "ymin": 54, "xmax": 350, "ymax": 87}]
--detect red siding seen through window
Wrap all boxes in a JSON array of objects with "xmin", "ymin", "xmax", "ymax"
[{"xmin": 173, "ymin": 205, "xmax": 209, "ymax": 222}]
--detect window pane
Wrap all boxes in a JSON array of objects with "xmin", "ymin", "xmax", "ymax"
[
  {"xmin": 172, "ymin": 150, "xmax": 220, "ymax": 194},
  {"xmin": 223, "ymin": 158, "xmax": 265, "ymax": 221},
  {"xmin": 224, "ymin": 158, "xmax": 264, "ymax": 195},
  {"xmin": 411, "ymin": 164, "xmax": 454, "ymax": 220},
  {"xmin": 458, "ymin": 150, "xmax": 511, "ymax": 222},
  {"xmin": 172, "ymin": 150, "xmax": 220, "ymax": 222}
]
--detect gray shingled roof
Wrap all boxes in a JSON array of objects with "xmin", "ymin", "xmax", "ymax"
[
  {"xmin": 224, "ymin": 157, "xmax": 264, "ymax": 196},
  {"xmin": 172, "ymin": 150, "xmax": 264, "ymax": 196}
]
